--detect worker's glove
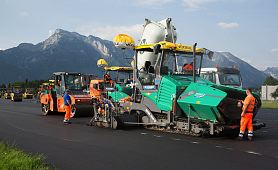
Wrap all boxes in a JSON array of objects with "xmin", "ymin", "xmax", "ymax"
[{"xmin": 237, "ymin": 101, "xmax": 242, "ymax": 108}]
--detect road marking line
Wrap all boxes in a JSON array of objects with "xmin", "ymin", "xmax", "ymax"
[
  {"xmin": 225, "ymin": 147, "xmax": 233, "ymax": 150},
  {"xmin": 63, "ymin": 139, "xmax": 78, "ymax": 142},
  {"xmin": 172, "ymin": 138, "xmax": 181, "ymax": 141},
  {"xmin": 153, "ymin": 135, "xmax": 162, "ymax": 138},
  {"xmin": 215, "ymin": 145, "xmax": 224, "ymax": 148},
  {"xmin": 140, "ymin": 132, "xmax": 148, "ymax": 135},
  {"xmin": 246, "ymin": 151, "xmax": 262, "ymax": 155},
  {"xmin": 191, "ymin": 141, "xmax": 200, "ymax": 144}
]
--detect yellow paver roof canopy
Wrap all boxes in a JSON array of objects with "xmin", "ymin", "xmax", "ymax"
[
  {"xmin": 135, "ymin": 41, "xmax": 206, "ymax": 54},
  {"xmin": 97, "ymin": 59, "xmax": 108, "ymax": 67},
  {"xmin": 113, "ymin": 34, "xmax": 135, "ymax": 49},
  {"xmin": 104, "ymin": 66, "xmax": 133, "ymax": 71}
]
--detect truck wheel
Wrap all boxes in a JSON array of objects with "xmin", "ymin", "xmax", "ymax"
[{"xmin": 42, "ymin": 104, "xmax": 50, "ymax": 115}]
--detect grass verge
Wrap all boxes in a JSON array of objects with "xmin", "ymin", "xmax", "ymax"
[
  {"xmin": 261, "ymin": 100, "xmax": 278, "ymax": 109},
  {"xmin": 0, "ymin": 142, "xmax": 52, "ymax": 170}
]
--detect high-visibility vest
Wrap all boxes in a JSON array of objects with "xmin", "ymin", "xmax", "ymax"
[
  {"xmin": 243, "ymin": 95, "xmax": 256, "ymax": 113},
  {"xmin": 183, "ymin": 64, "xmax": 193, "ymax": 71},
  {"xmin": 104, "ymin": 74, "xmax": 111, "ymax": 81}
]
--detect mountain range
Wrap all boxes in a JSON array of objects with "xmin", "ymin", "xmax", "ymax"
[
  {"xmin": 0, "ymin": 29, "xmax": 269, "ymax": 87},
  {"xmin": 0, "ymin": 29, "xmax": 132, "ymax": 84},
  {"xmin": 263, "ymin": 67, "xmax": 278, "ymax": 80}
]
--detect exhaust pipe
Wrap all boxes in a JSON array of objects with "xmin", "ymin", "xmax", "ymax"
[{"xmin": 193, "ymin": 43, "xmax": 197, "ymax": 82}]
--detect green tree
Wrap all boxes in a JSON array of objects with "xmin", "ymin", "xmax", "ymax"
[
  {"xmin": 13, "ymin": 81, "xmax": 25, "ymax": 87},
  {"xmin": 0, "ymin": 84, "xmax": 6, "ymax": 88},
  {"xmin": 263, "ymin": 76, "xmax": 278, "ymax": 85},
  {"xmin": 271, "ymin": 88, "xmax": 278, "ymax": 100}
]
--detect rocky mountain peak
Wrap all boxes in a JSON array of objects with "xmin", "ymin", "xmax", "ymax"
[
  {"xmin": 41, "ymin": 29, "xmax": 85, "ymax": 50},
  {"xmin": 18, "ymin": 43, "xmax": 35, "ymax": 50},
  {"xmin": 86, "ymin": 35, "xmax": 110, "ymax": 57},
  {"xmin": 264, "ymin": 67, "xmax": 278, "ymax": 79},
  {"xmin": 54, "ymin": 28, "xmax": 67, "ymax": 35},
  {"xmin": 40, "ymin": 29, "xmax": 111, "ymax": 57}
]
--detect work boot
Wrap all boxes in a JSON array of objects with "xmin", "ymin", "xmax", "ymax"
[
  {"xmin": 63, "ymin": 119, "xmax": 71, "ymax": 124},
  {"xmin": 248, "ymin": 131, "xmax": 253, "ymax": 141},
  {"xmin": 94, "ymin": 117, "xmax": 99, "ymax": 121},
  {"xmin": 238, "ymin": 133, "xmax": 244, "ymax": 141},
  {"xmin": 238, "ymin": 136, "xmax": 243, "ymax": 141}
]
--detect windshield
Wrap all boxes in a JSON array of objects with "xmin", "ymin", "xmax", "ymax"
[
  {"xmin": 200, "ymin": 73, "xmax": 214, "ymax": 83},
  {"xmin": 99, "ymin": 82, "xmax": 113, "ymax": 90},
  {"xmin": 65, "ymin": 74, "xmax": 85, "ymax": 90},
  {"xmin": 13, "ymin": 87, "xmax": 22, "ymax": 93},
  {"xmin": 26, "ymin": 89, "xmax": 33, "ymax": 93},
  {"xmin": 219, "ymin": 73, "xmax": 241, "ymax": 86},
  {"xmin": 161, "ymin": 52, "xmax": 202, "ymax": 75},
  {"xmin": 116, "ymin": 72, "xmax": 132, "ymax": 84}
]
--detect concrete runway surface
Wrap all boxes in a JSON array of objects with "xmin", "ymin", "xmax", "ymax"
[{"xmin": 0, "ymin": 99, "xmax": 277, "ymax": 170}]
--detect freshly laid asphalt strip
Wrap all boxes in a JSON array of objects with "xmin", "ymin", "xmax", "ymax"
[{"xmin": 0, "ymin": 99, "xmax": 277, "ymax": 170}]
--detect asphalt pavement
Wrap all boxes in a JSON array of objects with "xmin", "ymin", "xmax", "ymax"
[{"xmin": 0, "ymin": 98, "xmax": 277, "ymax": 170}]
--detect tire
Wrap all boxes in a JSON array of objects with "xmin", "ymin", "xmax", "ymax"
[{"xmin": 41, "ymin": 103, "xmax": 50, "ymax": 116}]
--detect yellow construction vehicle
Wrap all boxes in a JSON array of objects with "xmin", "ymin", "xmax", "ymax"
[
  {"xmin": 4, "ymin": 88, "xmax": 12, "ymax": 99},
  {"xmin": 23, "ymin": 88, "xmax": 35, "ymax": 99},
  {"xmin": 10, "ymin": 86, "xmax": 23, "ymax": 102}
]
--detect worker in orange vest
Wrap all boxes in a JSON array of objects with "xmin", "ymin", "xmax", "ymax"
[
  {"xmin": 104, "ymin": 72, "xmax": 111, "ymax": 82},
  {"xmin": 63, "ymin": 89, "xmax": 72, "ymax": 124},
  {"xmin": 238, "ymin": 88, "xmax": 256, "ymax": 141},
  {"xmin": 182, "ymin": 62, "xmax": 193, "ymax": 72}
]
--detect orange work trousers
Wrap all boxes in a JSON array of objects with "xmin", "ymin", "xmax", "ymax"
[
  {"xmin": 240, "ymin": 113, "xmax": 253, "ymax": 133},
  {"xmin": 64, "ymin": 105, "xmax": 71, "ymax": 120}
]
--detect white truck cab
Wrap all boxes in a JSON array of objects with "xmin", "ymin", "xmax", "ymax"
[{"xmin": 200, "ymin": 67, "xmax": 243, "ymax": 88}]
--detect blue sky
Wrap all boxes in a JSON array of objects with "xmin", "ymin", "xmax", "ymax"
[{"xmin": 0, "ymin": 0, "xmax": 277, "ymax": 70}]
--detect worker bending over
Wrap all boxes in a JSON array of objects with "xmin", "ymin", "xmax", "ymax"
[
  {"xmin": 96, "ymin": 97, "xmax": 114, "ymax": 122},
  {"xmin": 238, "ymin": 88, "xmax": 256, "ymax": 141}
]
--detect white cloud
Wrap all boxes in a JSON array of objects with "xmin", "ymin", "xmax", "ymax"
[
  {"xmin": 19, "ymin": 11, "xmax": 30, "ymax": 17},
  {"xmin": 217, "ymin": 22, "xmax": 239, "ymax": 29},
  {"xmin": 76, "ymin": 24, "xmax": 143, "ymax": 42},
  {"xmin": 182, "ymin": 0, "xmax": 220, "ymax": 10},
  {"xmin": 135, "ymin": 0, "xmax": 175, "ymax": 5},
  {"xmin": 271, "ymin": 48, "xmax": 278, "ymax": 52}
]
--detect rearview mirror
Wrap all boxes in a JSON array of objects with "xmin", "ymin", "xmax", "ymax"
[
  {"xmin": 153, "ymin": 44, "xmax": 161, "ymax": 54},
  {"xmin": 205, "ymin": 49, "xmax": 214, "ymax": 60}
]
